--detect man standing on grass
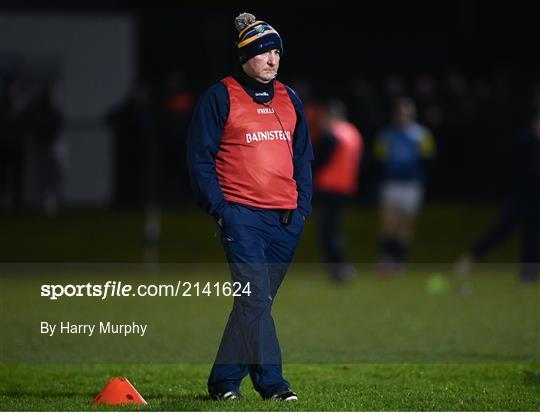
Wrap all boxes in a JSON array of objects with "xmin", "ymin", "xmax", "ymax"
[
  {"xmin": 312, "ymin": 99, "xmax": 364, "ymax": 283},
  {"xmin": 187, "ymin": 12, "xmax": 313, "ymax": 401}
]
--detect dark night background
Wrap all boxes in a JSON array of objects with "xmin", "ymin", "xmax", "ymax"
[
  {"xmin": 0, "ymin": 1, "xmax": 539, "ymax": 264},
  {"xmin": 2, "ymin": 1, "xmax": 539, "ymax": 205}
]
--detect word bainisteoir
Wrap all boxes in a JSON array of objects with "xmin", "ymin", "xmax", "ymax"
[{"xmin": 40, "ymin": 281, "xmax": 251, "ymax": 300}]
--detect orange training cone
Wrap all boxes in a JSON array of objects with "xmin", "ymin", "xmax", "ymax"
[{"xmin": 93, "ymin": 377, "xmax": 147, "ymax": 405}]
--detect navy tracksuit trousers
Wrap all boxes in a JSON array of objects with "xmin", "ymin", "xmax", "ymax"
[{"xmin": 208, "ymin": 202, "xmax": 304, "ymax": 398}]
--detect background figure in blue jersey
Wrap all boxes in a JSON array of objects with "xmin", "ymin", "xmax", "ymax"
[{"xmin": 374, "ymin": 97, "xmax": 436, "ymax": 274}]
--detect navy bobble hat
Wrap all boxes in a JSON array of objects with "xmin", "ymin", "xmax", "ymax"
[{"xmin": 234, "ymin": 12, "xmax": 283, "ymax": 63}]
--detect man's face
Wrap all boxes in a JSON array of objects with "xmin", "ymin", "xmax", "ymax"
[
  {"xmin": 242, "ymin": 49, "xmax": 280, "ymax": 84},
  {"xmin": 393, "ymin": 102, "xmax": 416, "ymax": 127}
]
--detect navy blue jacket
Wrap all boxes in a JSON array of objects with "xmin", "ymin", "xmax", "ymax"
[{"xmin": 187, "ymin": 72, "xmax": 313, "ymax": 220}]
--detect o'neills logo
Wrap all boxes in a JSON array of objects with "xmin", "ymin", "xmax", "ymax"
[
  {"xmin": 257, "ymin": 107, "xmax": 275, "ymax": 114},
  {"xmin": 246, "ymin": 130, "xmax": 291, "ymax": 143}
]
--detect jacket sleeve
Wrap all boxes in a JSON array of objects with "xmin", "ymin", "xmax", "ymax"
[
  {"xmin": 186, "ymin": 82, "xmax": 230, "ymax": 219},
  {"xmin": 286, "ymin": 86, "xmax": 314, "ymax": 218}
]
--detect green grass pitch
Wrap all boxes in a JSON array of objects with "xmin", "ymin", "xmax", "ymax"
[
  {"xmin": 1, "ymin": 363, "xmax": 539, "ymax": 411},
  {"xmin": 1, "ymin": 206, "xmax": 539, "ymax": 410}
]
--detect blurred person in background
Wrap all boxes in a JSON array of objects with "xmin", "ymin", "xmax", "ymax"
[
  {"xmin": 374, "ymin": 97, "xmax": 436, "ymax": 274},
  {"xmin": 312, "ymin": 99, "xmax": 364, "ymax": 283},
  {"xmin": 0, "ymin": 74, "xmax": 25, "ymax": 211},
  {"xmin": 106, "ymin": 82, "xmax": 161, "ymax": 261},
  {"xmin": 156, "ymin": 71, "xmax": 193, "ymax": 205},
  {"xmin": 187, "ymin": 12, "xmax": 312, "ymax": 401},
  {"xmin": 24, "ymin": 83, "xmax": 64, "ymax": 215},
  {"xmin": 106, "ymin": 81, "xmax": 152, "ymax": 209},
  {"xmin": 455, "ymin": 109, "xmax": 540, "ymax": 284}
]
